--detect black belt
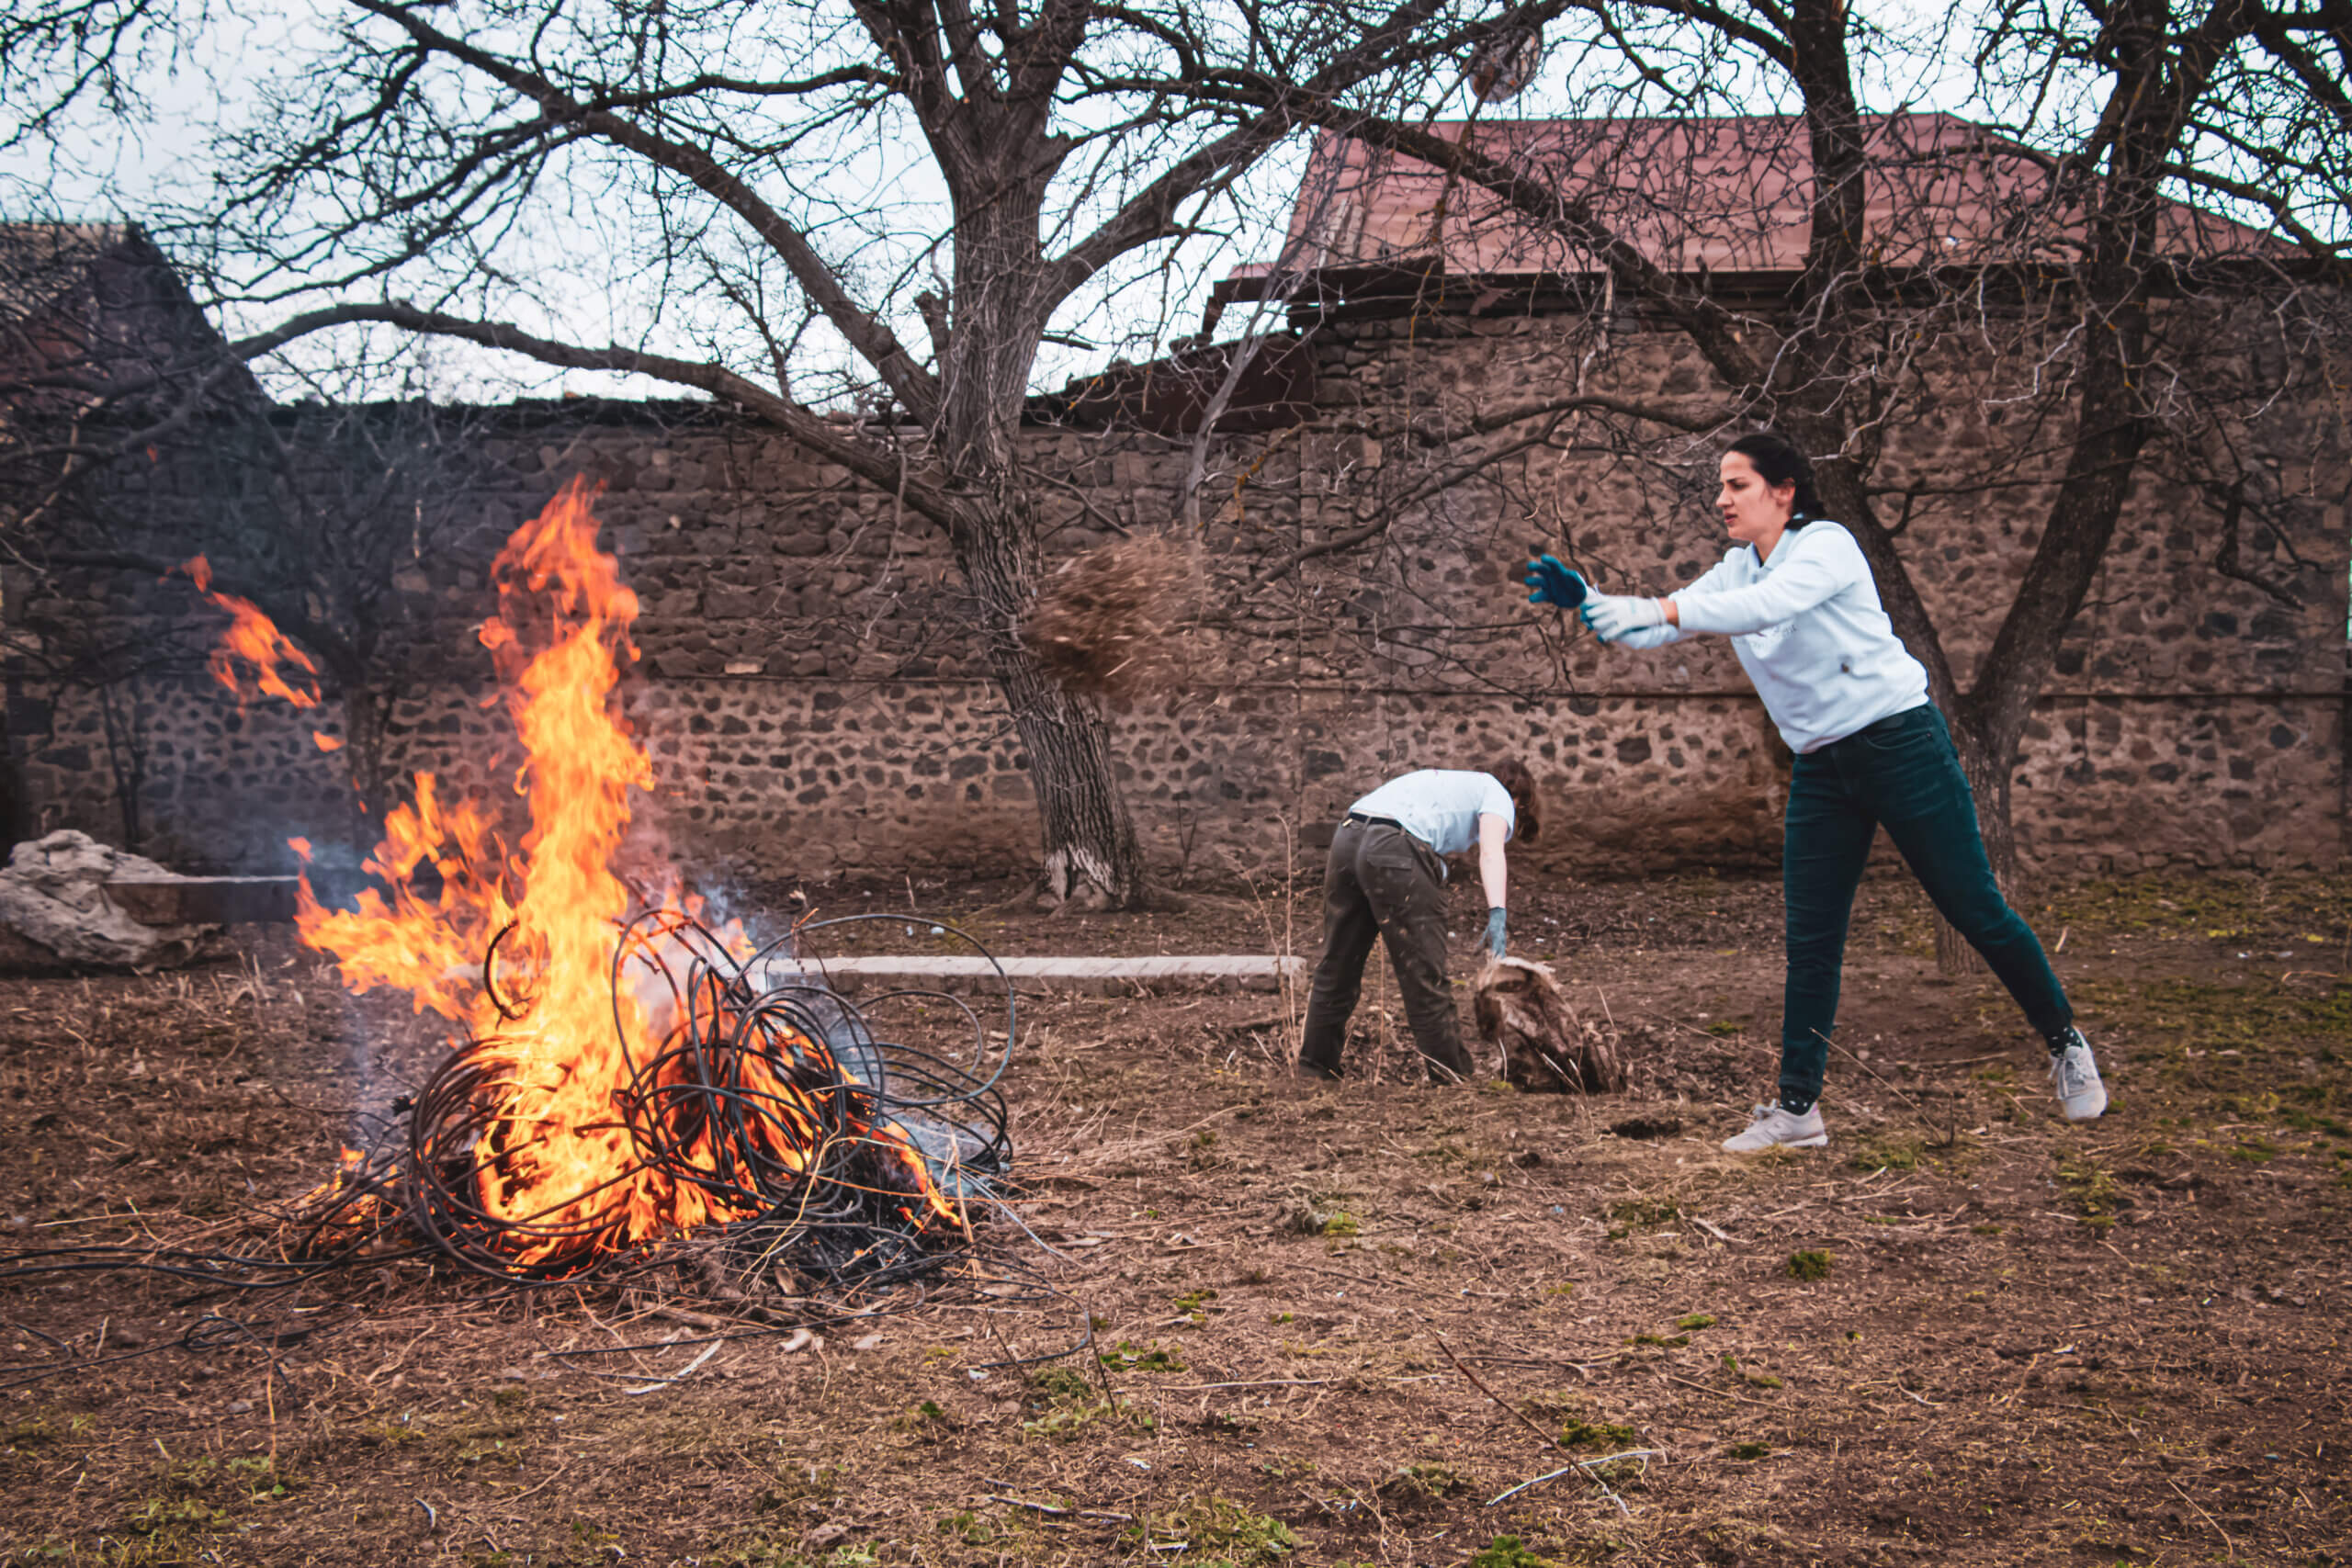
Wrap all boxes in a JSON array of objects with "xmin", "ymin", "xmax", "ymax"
[{"xmin": 1343, "ymin": 813, "xmax": 1405, "ymax": 830}]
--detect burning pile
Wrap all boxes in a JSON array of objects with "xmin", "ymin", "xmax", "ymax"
[
  {"xmin": 308, "ymin": 906, "xmax": 1008, "ymax": 1285},
  {"xmin": 205, "ymin": 480, "xmax": 1006, "ymax": 1285}
]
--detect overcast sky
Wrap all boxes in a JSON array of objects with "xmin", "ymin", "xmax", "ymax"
[{"xmin": 0, "ymin": 0, "xmax": 2083, "ymax": 407}]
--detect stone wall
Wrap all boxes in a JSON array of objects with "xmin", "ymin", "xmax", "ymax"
[
  {"xmin": 16, "ymin": 671, "xmax": 2335, "ymax": 886},
  {"xmin": 7, "ymin": 299, "xmax": 2346, "ymax": 885}
]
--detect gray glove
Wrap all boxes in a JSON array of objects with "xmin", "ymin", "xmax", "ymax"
[
  {"xmin": 1580, "ymin": 592, "xmax": 1668, "ymax": 643},
  {"xmin": 1483, "ymin": 907, "xmax": 1508, "ymax": 958}
]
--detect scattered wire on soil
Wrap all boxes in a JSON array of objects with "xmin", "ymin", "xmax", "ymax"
[{"xmin": 303, "ymin": 910, "xmax": 1013, "ymax": 1284}]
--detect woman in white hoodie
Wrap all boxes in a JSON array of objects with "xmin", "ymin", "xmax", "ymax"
[{"xmin": 1524, "ymin": 432, "xmax": 2106, "ymax": 1151}]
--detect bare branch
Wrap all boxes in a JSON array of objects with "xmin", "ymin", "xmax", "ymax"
[{"xmin": 344, "ymin": 0, "xmax": 944, "ymax": 421}]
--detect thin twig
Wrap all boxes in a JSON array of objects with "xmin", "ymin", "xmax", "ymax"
[
  {"xmin": 1816, "ymin": 1029, "xmax": 1958, "ymax": 1145},
  {"xmin": 1439, "ymin": 1335, "xmax": 1649, "ymax": 1517},
  {"xmin": 986, "ymin": 1495, "xmax": 1133, "ymax": 1522},
  {"xmin": 620, "ymin": 1339, "xmax": 722, "ymax": 1394},
  {"xmin": 1486, "ymin": 1462, "xmax": 1581, "ymax": 1507},
  {"xmin": 1436, "ymin": 1335, "xmax": 1569, "ymax": 1455},
  {"xmin": 1660, "ymin": 1371, "xmax": 1771, "ymax": 1406},
  {"xmin": 2166, "ymin": 1477, "xmax": 2236, "ymax": 1556},
  {"xmin": 1487, "ymin": 1452, "xmax": 1656, "ymax": 1515}
]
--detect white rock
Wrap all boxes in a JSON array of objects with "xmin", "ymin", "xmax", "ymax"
[{"xmin": 0, "ymin": 830, "xmax": 217, "ymax": 968}]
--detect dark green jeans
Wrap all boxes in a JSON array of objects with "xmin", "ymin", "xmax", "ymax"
[
  {"xmin": 1298, "ymin": 820, "xmax": 1473, "ymax": 1081},
  {"xmin": 1781, "ymin": 703, "xmax": 2071, "ymax": 1111}
]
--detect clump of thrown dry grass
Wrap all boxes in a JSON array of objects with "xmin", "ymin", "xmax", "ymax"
[{"xmin": 1022, "ymin": 532, "xmax": 1210, "ymax": 705}]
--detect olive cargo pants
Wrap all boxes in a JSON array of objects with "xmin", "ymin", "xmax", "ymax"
[{"xmin": 1297, "ymin": 819, "xmax": 1473, "ymax": 1081}]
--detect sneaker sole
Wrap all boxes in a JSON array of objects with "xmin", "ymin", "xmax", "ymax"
[{"xmin": 1724, "ymin": 1134, "xmax": 1829, "ymax": 1153}]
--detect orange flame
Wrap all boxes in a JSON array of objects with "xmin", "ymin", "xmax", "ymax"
[
  {"xmin": 177, "ymin": 557, "xmax": 321, "ymax": 710},
  {"xmin": 278, "ymin": 480, "xmax": 956, "ymax": 1269}
]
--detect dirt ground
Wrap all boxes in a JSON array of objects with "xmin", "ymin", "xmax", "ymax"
[{"xmin": 2, "ymin": 868, "xmax": 2348, "ymax": 1567}]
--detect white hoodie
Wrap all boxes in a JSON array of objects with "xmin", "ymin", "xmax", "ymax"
[{"xmin": 1621, "ymin": 521, "xmax": 1929, "ymax": 753}]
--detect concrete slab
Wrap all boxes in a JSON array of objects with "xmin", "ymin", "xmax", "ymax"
[
  {"xmin": 104, "ymin": 870, "xmax": 382, "ymax": 926},
  {"xmin": 92, "ymin": 880, "xmax": 1305, "ymax": 998},
  {"xmin": 105, "ymin": 875, "xmax": 300, "ymax": 925},
  {"xmin": 758, "ymin": 953, "xmax": 1304, "ymax": 996}
]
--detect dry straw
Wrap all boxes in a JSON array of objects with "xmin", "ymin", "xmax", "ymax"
[
  {"xmin": 1021, "ymin": 532, "xmax": 1212, "ymax": 705},
  {"xmin": 1473, "ymin": 955, "xmax": 1628, "ymax": 1094}
]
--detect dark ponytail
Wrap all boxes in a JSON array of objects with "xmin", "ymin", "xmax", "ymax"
[
  {"xmin": 1724, "ymin": 432, "xmax": 1825, "ymax": 525},
  {"xmin": 1485, "ymin": 758, "xmax": 1539, "ymax": 844}
]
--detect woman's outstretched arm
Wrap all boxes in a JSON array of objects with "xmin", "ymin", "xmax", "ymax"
[{"xmin": 1669, "ymin": 525, "xmax": 1864, "ymax": 637}]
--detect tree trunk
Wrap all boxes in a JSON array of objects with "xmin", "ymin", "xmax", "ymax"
[
  {"xmin": 1934, "ymin": 708, "xmax": 2019, "ymax": 976},
  {"xmin": 996, "ymin": 634, "xmax": 1151, "ymax": 909},
  {"xmin": 338, "ymin": 679, "xmax": 396, "ymax": 835},
  {"xmin": 914, "ymin": 129, "xmax": 1153, "ymax": 909},
  {"xmin": 93, "ymin": 676, "xmax": 148, "ymax": 852},
  {"xmin": 950, "ymin": 488, "xmax": 1151, "ymax": 910}
]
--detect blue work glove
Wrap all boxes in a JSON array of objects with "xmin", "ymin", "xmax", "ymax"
[
  {"xmin": 1523, "ymin": 554, "xmax": 1588, "ymax": 610},
  {"xmin": 1483, "ymin": 907, "xmax": 1508, "ymax": 958},
  {"xmin": 1580, "ymin": 592, "xmax": 1668, "ymax": 643}
]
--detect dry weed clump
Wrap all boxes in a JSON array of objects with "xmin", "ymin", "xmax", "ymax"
[
  {"xmin": 1473, "ymin": 956, "xmax": 1627, "ymax": 1093},
  {"xmin": 1022, "ymin": 532, "xmax": 1210, "ymax": 704}
]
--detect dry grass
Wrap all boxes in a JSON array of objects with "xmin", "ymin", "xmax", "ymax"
[
  {"xmin": 1474, "ymin": 956, "xmax": 1627, "ymax": 1095},
  {"xmin": 1022, "ymin": 533, "xmax": 1210, "ymax": 705},
  {"xmin": 3, "ymin": 877, "xmax": 2349, "ymax": 1565}
]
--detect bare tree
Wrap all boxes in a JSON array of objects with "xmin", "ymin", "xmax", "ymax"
[
  {"xmin": 3, "ymin": 0, "xmax": 1573, "ymax": 908},
  {"xmin": 60, "ymin": 402, "xmax": 496, "ymax": 819},
  {"xmin": 4, "ymin": 389, "xmax": 498, "ymax": 852}
]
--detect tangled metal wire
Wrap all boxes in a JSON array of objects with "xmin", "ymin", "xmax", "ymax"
[
  {"xmin": 0, "ymin": 911, "xmax": 1042, "ymax": 1393},
  {"xmin": 301, "ymin": 909, "xmax": 1015, "ymax": 1285}
]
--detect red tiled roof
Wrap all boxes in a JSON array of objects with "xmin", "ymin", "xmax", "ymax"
[{"xmin": 1278, "ymin": 113, "xmax": 2279, "ymax": 277}]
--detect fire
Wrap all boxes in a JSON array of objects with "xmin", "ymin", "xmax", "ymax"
[
  {"xmin": 265, "ymin": 479, "xmax": 959, "ymax": 1273},
  {"xmin": 176, "ymin": 557, "xmax": 321, "ymax": 710}
]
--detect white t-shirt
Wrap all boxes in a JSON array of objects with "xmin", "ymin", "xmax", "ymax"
[
  {"xmin": 1348, "ymin": 770, "xmax": 1516, "ymax": 857},
  {"xmin": 1623, "ymin": 521, "xmax": 1929, "ymax": 753}
]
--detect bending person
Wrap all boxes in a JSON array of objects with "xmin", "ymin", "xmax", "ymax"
[
  {"xmin": 1297, "ymin": 762, "xmax": 1538, "ymax": 1083},
  {"xmin": 1524, "ymin": 432, "xmax": 2104, "ymax": 1151}
]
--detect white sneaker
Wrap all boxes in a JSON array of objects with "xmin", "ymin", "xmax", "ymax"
[
  {"xmin": 1723, "ymin": 1102, "xmax": 1828, "ymax": 1153},
  {"xmin": 2048, "ymin": 1030, "xmax": 2108, "ymax": 1121}
]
